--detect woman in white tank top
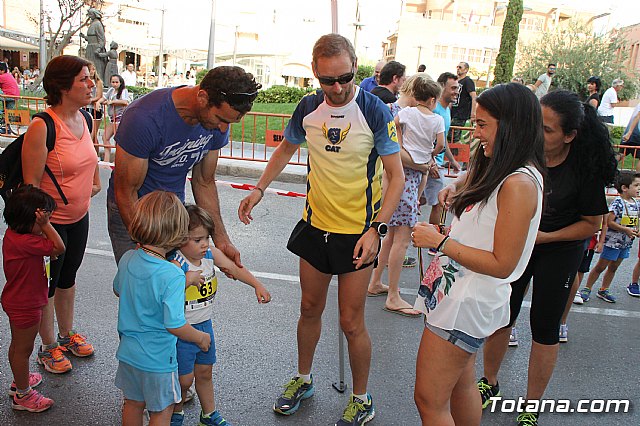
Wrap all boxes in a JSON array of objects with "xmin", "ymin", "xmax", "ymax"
[{"xmin": 411, "ymin": 83, "xmax": 545, "ymax": 425}]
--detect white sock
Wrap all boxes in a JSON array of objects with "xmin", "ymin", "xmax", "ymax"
[
  {"xmin": 353, "ymin": 392, "xmax": 369, "ymax": 403},
  {"xmin": 297, "ymin": 372, "xmax": 311, "ymax": 383}
]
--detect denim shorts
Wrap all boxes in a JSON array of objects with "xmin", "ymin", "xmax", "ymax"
[
  {"xmin": 176, "ymin": 320, "xmax": 217, "ymax": 376},
  {"xmin": 423, "ymin": 171, "xmax": 444, "ymax": 206},
  {"xmin": 600, "ymin": 245, "xmax": 630, "ymax": 261},
  {"xmin": 115, "ymin": 362, "xmax": 181, "ymax": 412},
  {"xmin": 425, "ymin": 322, "xmax": 485, "ymax": 354}
]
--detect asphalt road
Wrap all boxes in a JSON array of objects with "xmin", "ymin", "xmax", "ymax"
[{"xmin": 0, "ymin": 167, "xmax": 638, "ymax": 425}]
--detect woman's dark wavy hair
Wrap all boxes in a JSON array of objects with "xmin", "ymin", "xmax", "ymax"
[
  {"xmin": 450, "ymin": 83, "xmax": 546, "ymax": 218},
  {"xmin": 43, "ymin": 55, "xmax": 90, "ymax": 106},
  {"xmin": 3, "ymin": 185, "xmax": 57, "ymax": 234},
  {"xmin": 110, "ymin": 74, "xmax": 126, "ymax": 99},
  {"xmin": 540, "ymin": 90, "xmax": 617, "ymax": 186}
]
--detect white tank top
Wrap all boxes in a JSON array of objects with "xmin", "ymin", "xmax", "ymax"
[{"xmin": 415, "ymin": 166, "xmax": 543, "ymax": 338}]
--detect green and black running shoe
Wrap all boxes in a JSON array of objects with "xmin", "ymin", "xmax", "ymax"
[
  {"xmin": 335, "ymin": 394, "xmax": 375, "ymax": 426},
  {"xmin": 273, "ymin": 375, "xmax": 314, "ymax": 416},
  {"xmin": 516, "ymin": 412, "xmax": 539, "ymax": 425},
  {"xmin": 477, "ymin": 377, "xmax": 501, "ymax": 409}
]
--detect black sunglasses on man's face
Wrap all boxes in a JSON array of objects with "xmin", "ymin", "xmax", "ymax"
[
  {"xmin": 218, "ymin": 90, "xmax": 259, "ymax": 105},
  {"xmin": 316, "ymin": 69, "xmax": 355, "ymax": 86}
]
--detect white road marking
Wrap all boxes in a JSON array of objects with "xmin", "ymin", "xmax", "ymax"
[{"xmin": 85, "ymin": 247, "xmax": 640, "ymax": 319}]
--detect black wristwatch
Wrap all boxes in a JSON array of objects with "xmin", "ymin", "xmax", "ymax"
[{"xmin": 370, "ymin": 221, "xmax": 388, "ymax": 238}]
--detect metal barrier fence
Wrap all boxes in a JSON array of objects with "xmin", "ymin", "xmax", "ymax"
[
  {"xmin": 0, "ymin": 94, "xmax": 48, "ymax": 136},
  {"xmin": 224, "ymin": 112, "xmax": 306, "ymax": 165}
]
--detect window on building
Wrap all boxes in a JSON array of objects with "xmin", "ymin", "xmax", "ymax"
[
  {"xmin": 468, "ymin": 49, "xmax": 482, "ymax": 63},
  {"xmin": 519, "ymin": 17, "xmax": 543, "ymax": 32},
  {"xmin": 434, "ymin": 45, "xmax": 448, "ymax": 59},
  {"xmin": 452, "ymin": 47, "xmax": 467, "ymax": 61},
  {"xmin": 482, "ymin": 49, "xmax": 493, "ymax": 64}
]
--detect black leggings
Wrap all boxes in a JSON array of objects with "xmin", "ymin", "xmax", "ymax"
[
  {"xmin": 49, "ymin": 213, "xmax": 90, "ymax": 298},
  {"xmin": 506, "ymin": 241, "xmax": 584, "ymax": 345}
]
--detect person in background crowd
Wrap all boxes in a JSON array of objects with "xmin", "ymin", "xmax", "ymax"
[
  {"xmin": 597, "ymin": 78, "xmax": 624, "ymax": 124},
  {"xmin": 0, "ymin": 62, "xmax": 20, "ymax": 135},
  {"xmin": 97, "ymin": 74, "xmax": 130, "ymax": 163},
  {"xmin": 586, "ymin": 76, "xmax": 602, "ymax": 109},
  {"xmin": 371, "ymin": 61, "xmax": 406, "ymax": 104},
  {"xmin": 22, "ymin": 55, "xmax": 102, "ymax": 376},
  {"xmin": 450, "ymin": 62, "xmax": 477, "ymax": 142},
  {"xmin": 360, "ymin": 60, "xmax": 385, "ymax": 92},
  {"xmin": 533, "ymin": 63, "xmax": 556, "ymax": 98},
  {"xmin": 419, "ymin": 72, "xmax": 461, "ymax": 256},
  {"xmin": 83, "ymin": 63, "xmax": 104, "ymax": 152},
  {"xmin": 121, "ymin": 63, "xmax": 137, "ymax": 88},
  {"xmin": 417, "ymin": 64, "xmax": 426, "ymax": 72},
  {"xmin": 579, "ymin": 171, "xmax": 640, "ymax": 304},
  {"xmin": 368, "ymin": 73, "xmax": 444, "ymax": 317}
]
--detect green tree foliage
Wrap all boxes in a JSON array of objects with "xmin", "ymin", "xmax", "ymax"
[
  {"xmin": 493, "ymin": 0, "xmax": 524, "ymax": 84},
  {"xmin": 356, "ymin": 65, "xmax": 374, "ymax": 85},
  {"xmin": 516, "ymin": 21, "xmax": 639, "ymax": 100},
  {"xmin": 196, "ymin": 69, "xmax": 209, "ymax": 85}
]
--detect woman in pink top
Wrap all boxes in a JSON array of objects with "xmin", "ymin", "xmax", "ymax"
[{"xmin": 22, "ymin": 55, "xmax": 101, "ymax": 375}]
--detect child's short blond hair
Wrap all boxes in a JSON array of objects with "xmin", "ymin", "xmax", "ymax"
[
  {"xmin": 401, "ymin": 72, "xmax": 441, "ymax": 103},
  {"xmin": 129, "ymin": 191, "xmax": 189, "ymax": 250}
]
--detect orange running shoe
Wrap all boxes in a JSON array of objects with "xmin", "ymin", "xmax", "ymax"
[
  {"xmin": 58, "ymin": 330, "xmax": 94, "ymax": 357},
  {"xmin": 37, "ymin": 344, "xmax": 72, "ymax": 374}
]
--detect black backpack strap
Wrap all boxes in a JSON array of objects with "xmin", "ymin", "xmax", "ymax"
[
  {"xmin": 79, "ymin": 108, "xmax": 93, "ymax": 133},
  {"xmin": 32, "ymin": 111, "xmax": 69, "ymax": 205}
]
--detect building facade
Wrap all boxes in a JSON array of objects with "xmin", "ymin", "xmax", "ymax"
[{"xmin": 383, "ymin": 0, "xmax": 607, "ymax": 85}]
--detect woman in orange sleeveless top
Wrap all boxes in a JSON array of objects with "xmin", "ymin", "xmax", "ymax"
[{"xmin": 22, "ymin": 55, "xmax": 101, "ymax": 375}]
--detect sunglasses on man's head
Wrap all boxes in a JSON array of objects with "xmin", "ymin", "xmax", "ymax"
[
  {"xmin": 317, "ymin": 70, "xmax": 355, "ymax": 86},
  {"xmin": 218, "ymin": 90, "xmax": 259, "ymax": 105}
]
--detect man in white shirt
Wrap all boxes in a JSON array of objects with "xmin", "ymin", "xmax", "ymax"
[
  {"xmin": 122, "ymin": 63, "xmax": 137, "ymax": 87},
  {"xmin": 533, "ymin": 63, "xmax": 555, "ymax": 98},
  {"xmin": 597, "ymin": 79, "xmax": 624, "ymax": 124}
]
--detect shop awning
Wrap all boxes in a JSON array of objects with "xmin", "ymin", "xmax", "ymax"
[
  {"xmin": 281, "ymin": 63, "xmax": 313, "ymax": 78},
  {"xmin": 0, "ymin": 36, "xmax": 39, "ymax": 52}
]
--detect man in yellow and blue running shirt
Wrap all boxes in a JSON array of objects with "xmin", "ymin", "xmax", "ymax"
[{"xmin": 238, "ymin": 34, "xmax": 404, "ymax": 426}]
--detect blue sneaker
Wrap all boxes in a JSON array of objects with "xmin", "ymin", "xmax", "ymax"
[
  {"xmin": 627, "ymin": 282, "xmax": 640, "ymax": 297},
  {"xmin": 199, "ymin": 410, "xmax": 231, "ymax": 426},
  {"xmin": 273, "ymin": 375, "xmax": 314, "ymax": 415},
  {"xmin": 597, "ymin": 289, "xmax": 616, "ymax": 303},
  {"xmin": 170, "ymin": 411, "xmax": 184, "ymax": 426},
  {"xmin": 559, "ymin": 324, "xmax": 568, "ymax": 343},
  {"xmin": 335, "ymin": 394, "xmax": 375, "ymax": 426},
  {"xmin": 579, "ymin": 287, "xmax": 591, "ymax": 302}
]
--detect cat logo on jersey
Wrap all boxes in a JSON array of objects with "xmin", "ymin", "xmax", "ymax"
[
  {"xmin": 322, "ymin": 122, "xmax": 351, "ymax": 152},
  {"xmin": 387, "ymin": 121, "xmax": 398, "ymax": 143}
]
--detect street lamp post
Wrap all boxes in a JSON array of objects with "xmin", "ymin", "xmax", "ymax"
[
  {"xmin": 39, "ymin": 0, "xmax": 46, "ymax": 71},
  {"xmin": 157, "ymin": 5, "xmax": 166, "ymax": 88},
  {"xmin": 207, "ymin": 0, "xmax": 216, "ymax": 69}
]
